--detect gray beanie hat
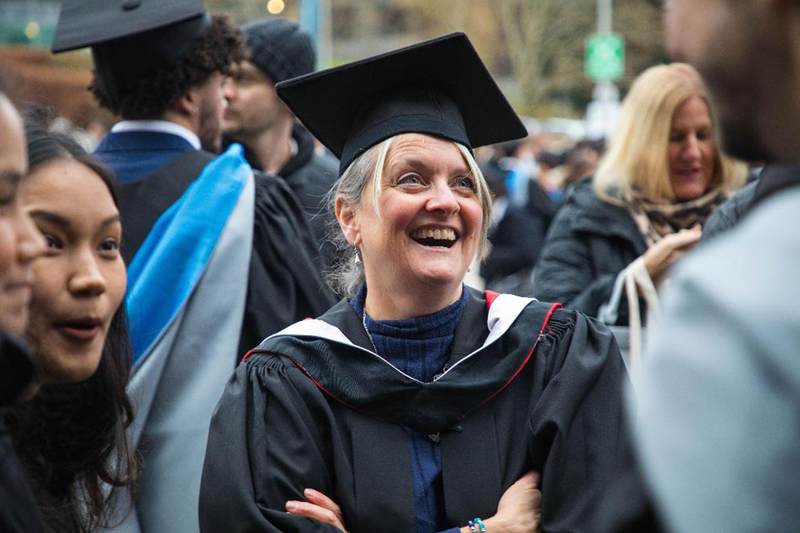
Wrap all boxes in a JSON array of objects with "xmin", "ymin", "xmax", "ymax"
[{"xmin": 241, "ymin": 19, "xmax": 316, "ymax": 84}]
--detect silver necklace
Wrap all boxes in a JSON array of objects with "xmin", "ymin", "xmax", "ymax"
[
  {"xmin": 362, "ymin": 310, "xmax": 378, "ymax": 353},
  {"xmin": 363, "ymin": 308, "xmax": 445, "ymax": 444}
]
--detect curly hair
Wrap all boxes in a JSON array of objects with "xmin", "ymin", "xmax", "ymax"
[
  {"xmin": 89, "ymin": 14, "xmax": 246, "ymax": 118},
  {"xmin": 1, "ymin": 121, "xmax": 139, "ymax": 533}
]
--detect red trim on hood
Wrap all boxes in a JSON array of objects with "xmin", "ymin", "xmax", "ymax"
[
  {"xmin": 463, "ymin": 302, "xmax": 562, "ymax": 418},
  {"xmin": 484, "ymin": 290, "xmax": 500, "ymax": 311}
]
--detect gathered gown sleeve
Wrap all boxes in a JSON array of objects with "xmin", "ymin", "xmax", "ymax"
[
  {"xmin": 238, "ymin": 172, "xmax": 336, "ymax": 357},
  {"xmin": 199, "ymin": 355, "xmax": 343, "ymax": 533},
  {"xmin": 527, "ymin": 308, "xmax": 632, "ymax": 533}
]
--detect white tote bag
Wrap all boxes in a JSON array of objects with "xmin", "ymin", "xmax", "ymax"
[{"xmin": 599, "ymin": 257, "xmax": 660, "ymax": 383}]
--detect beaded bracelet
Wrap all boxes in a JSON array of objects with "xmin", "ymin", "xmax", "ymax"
[
  {"xmin": 473, "ymin": 517, "xmax": 487, "ymax": 532},
  {"xmin": 467, "ymin": 519, "xmax": 477, "ymax": 533}
]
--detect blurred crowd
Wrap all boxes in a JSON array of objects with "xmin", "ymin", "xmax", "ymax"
[{"xmin": 475, "ymin": 135, "xmax": 605, "ymax": 291}]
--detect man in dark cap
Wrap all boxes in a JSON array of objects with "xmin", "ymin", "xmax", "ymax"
[
  {"xmin": 50, "ymin": 2, "xmax": 334, "ymax": 532},
  {"xmin": 223, "ymin": 18, "xmax": 338, "ymax": 264},
  {"xmin": 594, "ymin": 1, "xmax": 800, "ymax": 532}
]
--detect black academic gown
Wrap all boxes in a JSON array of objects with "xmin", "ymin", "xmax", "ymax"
[{"xmin": 200, "ymin": 288, "xmax": 629, "ymax": 533}]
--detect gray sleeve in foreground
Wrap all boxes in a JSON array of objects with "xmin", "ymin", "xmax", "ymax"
[{"xmin": 634, "ymin": 192, "xmax": 800, "ymax": 533}]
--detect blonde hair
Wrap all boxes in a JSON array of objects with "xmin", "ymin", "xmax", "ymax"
[
  {"xmin": 327, "ymin": 133, "xmax": 493, "ymax": 297},
  {"xmin": 594, "ymin": 63, "xmax": 746, "ymax": 203}
]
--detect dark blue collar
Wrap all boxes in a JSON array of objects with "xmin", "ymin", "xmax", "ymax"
[{"xmin": 349, "ymin": 284, "xmax": 469, "ymax": 339}]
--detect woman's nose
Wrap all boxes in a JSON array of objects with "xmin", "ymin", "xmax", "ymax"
[
  {"xmin": 682, "ymin": 135, "xmax": 702, "ymax": 161},
  {"xmin": 426, "ymin": 183, "xmax": 459, "ymax": 214},
  {"xmin": 69, "ymin": 253, "xmax": 107, "ymax": 296}
]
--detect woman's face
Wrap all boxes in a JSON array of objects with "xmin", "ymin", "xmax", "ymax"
[
  {"xmin": 0, "ymin": 100, "xmax": 45, "ymax": 336},
  {"xmin": 21, "ymin": 159, "xmax": 126, "ymax": 383},
  {"xmin": 668, "ymin": 95, "xmax": 716, "ymax": 201},
  {"xmin": 340, "ymin": 134, "xmax": 483, "ymax": 303}
]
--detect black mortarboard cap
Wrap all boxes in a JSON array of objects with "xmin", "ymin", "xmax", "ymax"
[
  {"xmin": 275, "ymin": 33, "xmax": 527, "ymax": 175},
  {"xmin": 51, "ymin": 0, "xmax": 210, "ymax": 109}
]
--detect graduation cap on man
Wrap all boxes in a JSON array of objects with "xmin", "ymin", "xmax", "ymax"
[
  {"xmin": 51, "ymin": 0, "xmax": 212, "ymax": 111},
  {"xmin": 275, "ymin": 32, "xmax": 528, "ymax": 175}
]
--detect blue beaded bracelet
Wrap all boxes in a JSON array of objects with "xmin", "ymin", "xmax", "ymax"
[
  {"xmin": 467, "ymin": 519, "xmax": 477, "ymax": 532},
  {"xmin": 473, "ymin": 517, "xmax": 486, "ymax": 532}
]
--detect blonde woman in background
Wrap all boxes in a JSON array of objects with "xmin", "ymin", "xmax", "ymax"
[{"xmin": 533, "ymin": 63, "xmax": 746, "ymax": 326}]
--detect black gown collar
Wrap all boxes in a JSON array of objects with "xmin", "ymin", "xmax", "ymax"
[
  {"xmin": 251, "ymin": 287, "xmax": 553, "ymax": 434},
  {"xmin": 322, "ymin": 285, "xmax": 488, "ymax": 367}
]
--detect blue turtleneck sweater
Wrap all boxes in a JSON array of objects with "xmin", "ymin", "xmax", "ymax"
[{"xmin": 350, "ymin": 285, "xmax": 467, "ymax": 533}]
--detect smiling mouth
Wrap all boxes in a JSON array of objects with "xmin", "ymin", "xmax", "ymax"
[
  {"xmin": 677, "ymin": 168, "xmax": 701, "ymax": 176},
  {"xmin": 410, "ymin": 228, "xmax": 458, "ymax": 248}
]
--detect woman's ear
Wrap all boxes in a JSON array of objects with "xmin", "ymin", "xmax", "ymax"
[{"xmin": 335, "ymin": 197, "xmax": 361, "ymax": 247}]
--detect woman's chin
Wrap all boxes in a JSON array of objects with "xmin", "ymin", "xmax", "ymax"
[
  {"xmin": 36, "ymin": 340, "xmax": 104, "ymax": 384},
  {"xmin": 409, "ymin": 268, "xmax": 467, "ymax": 293}
]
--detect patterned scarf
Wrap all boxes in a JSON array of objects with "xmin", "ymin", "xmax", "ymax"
[{"xmin": 622, "ymin": 187, "xmax": 730, "ymax": 247}]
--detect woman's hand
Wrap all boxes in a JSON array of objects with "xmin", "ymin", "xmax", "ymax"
[
  {"xmin": 642, "ymin": 226, "xmax": 702, "ymax": 286},
  {"xmin": 287, "ymin": 473, "xmax": 543, "ymax": 533},
  {"xmin": 286, "ymin": 488, "xmax": 348, "ymax": 532},
  {"xmin": 477, "ymin": 470, "xmax": 542, "ymax": 533}
]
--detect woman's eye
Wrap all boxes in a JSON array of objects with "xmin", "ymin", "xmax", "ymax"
[
  {"xmin": 397, "ymin": 174, "xmax": 423, "ymax": 186},
  {"xmin": 44, "ymin": 235, "xmax": 61, "ymax": 250},
  {"xmin": 454, "ymin": 176, "xmax": 475, "ymax": 190},
  {"xmin": 99, "ymin": 239, "xmax": 120, "ymax": 253}
]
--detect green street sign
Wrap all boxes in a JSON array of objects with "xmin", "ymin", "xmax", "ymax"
[{"xmin": 586, "ymin": 33, "xmax": 625, "ymax": 81}]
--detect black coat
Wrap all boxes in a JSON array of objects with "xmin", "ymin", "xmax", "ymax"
[
  {"xmin": 700, "ymin": 178, "xmax": 757, "ymax": 243},
  {"xmin": 279, "ymin": 124, "xmax": 339, "ymax": 261},
  {"xmin": 200, "ymin": 288, "xmax": 630, "ymax": 533},
  {"xmin": 482, "ymin": 181, "xmax": 559, "ymax": 288},
  {"xmin": 0, "ymin": 334, "xmax": 44, "ymax": 533},
  {"xmin": 232, "ymin": 124, "xmax": 340, "ymax": 269},
  {"xmin": 532, "ymin": 180, "xmax": 646, "ymax": 326}
]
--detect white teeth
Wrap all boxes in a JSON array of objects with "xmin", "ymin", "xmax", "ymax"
[{"xmin": 411, "ymin": 228, "xmax": 457, "ymax": 241}]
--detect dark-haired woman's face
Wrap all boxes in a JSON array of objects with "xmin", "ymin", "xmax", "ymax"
[
  {"xmin": 21, "ymin": 159, "xmax": 126, "ymax": 383},
  {"xmin": 0, "ymin": 99, "xmax": 45, "ymax": 336}
]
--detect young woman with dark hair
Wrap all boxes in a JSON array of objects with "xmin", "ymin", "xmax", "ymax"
[{"xmin": 1, "ymin": 121, "xmax": 138, "ymax": 533}]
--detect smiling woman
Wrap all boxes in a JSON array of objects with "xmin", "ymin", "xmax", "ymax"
[
  {"xmin": 1, "ymin": 122, "xmax": 137, "ymax": 533},
  {"xmin": 335, "ymin": 133, "xmax": 489, "ymax": 319},
  {"xmin": 533, "ymin": 63, "xmax": 748, "ymax": 326},
  {"xmin": 200, "ymin": 33, "xmax": 630, "ymax": 533}
]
